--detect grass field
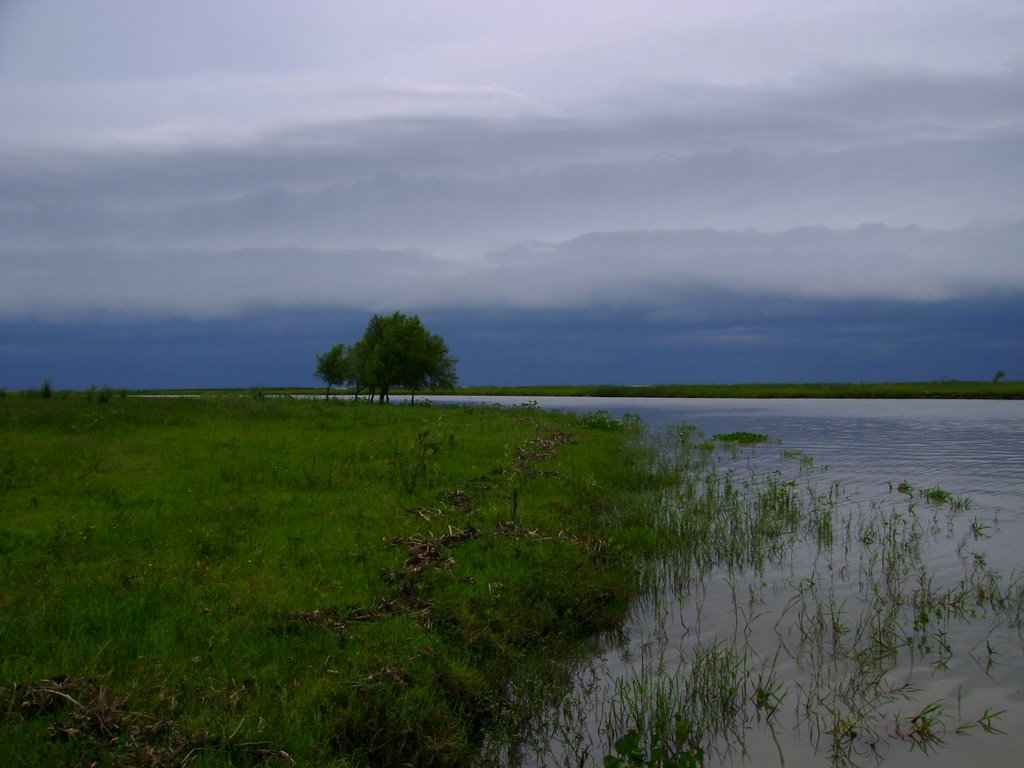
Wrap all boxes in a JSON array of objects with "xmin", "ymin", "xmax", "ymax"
[{"xmin": 0, "ymin": 394, "xmax": 676, "ymax": 766}]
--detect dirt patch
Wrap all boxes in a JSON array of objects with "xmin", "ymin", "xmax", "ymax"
[{"xmin": 394, "ymin": 525, "xmax": 478, "ymax": 574}]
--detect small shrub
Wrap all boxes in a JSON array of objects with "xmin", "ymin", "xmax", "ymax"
[
  {"xmin": 581, "ymin": 410, "xmax": 623, "ymax": 431},
  {"xmin": 391, "ymin": 430, "xmax": 440, "ymax": 493}
]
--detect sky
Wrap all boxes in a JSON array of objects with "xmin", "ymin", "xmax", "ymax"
[{"xmin": 1, "ymin": 0, "xmax": 1022, "ymax": 389}]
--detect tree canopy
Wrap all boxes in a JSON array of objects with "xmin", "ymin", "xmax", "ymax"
[
  {"xmin": 315, "ymin": 313, "xmax": 457, "ymax": 403},
  {"xmin": 314, "ymin": 343, "xmax": 354, "ymax": 398}
]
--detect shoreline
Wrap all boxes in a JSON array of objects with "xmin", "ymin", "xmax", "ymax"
[{"xmin": 92, "ymin": 380, "xmax": 1024, "ymax": 400}]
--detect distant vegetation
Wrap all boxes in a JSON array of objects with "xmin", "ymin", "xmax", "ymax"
[
  {"xmin": 713, "ymin": 431, "xmax": 772, "ymax": 444},
  {"xmin": 450, "ymin": 380, "xmax": 1024, "ymax": 400},
  {"xmin": 125, "ymin": 379, "xmax": 1024, "ymax": 400},
  {"xmin": 315, "ymin": 312, "xmax": 457, "ymax": 403},
  {"xmin": 35, "ymin": 378, "xmax": 1020, "ymax": 401}
]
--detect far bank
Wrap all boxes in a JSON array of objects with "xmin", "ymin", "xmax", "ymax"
[{"xmin": 126, "ymin": 380, "xmax": 1024, "ymax": 400}]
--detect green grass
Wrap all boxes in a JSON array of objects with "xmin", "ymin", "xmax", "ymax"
[{"xmin": 0, "ymin": 395, "xmax": 675, "ymax": 766}]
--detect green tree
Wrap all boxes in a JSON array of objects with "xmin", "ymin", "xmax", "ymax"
[
  {"xmin": 314, "ymin": 343, "xmax": 354, "ymax": 399},
  {"xmin": 320, "ymin": 313, "xmax": 457, "ymax": 404}
]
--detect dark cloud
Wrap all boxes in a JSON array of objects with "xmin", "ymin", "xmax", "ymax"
[
  {"xmin": 3, "ymin": 221, "xmax": 1021, "ymax": 320},
  {"xmin": 0, "ymin": 246, "xmax": 455, "ymax": 318},
  {"xmin": 2, "ymin": 68, "xmax": 1022, "ymax": 259},
  {"xmin": 1, "ymin": 30, "xmax": 1022, "ymax": 387},
  {"xmin": 3, "ymin": 296, "xmax": 1022, "ymax": 390}
]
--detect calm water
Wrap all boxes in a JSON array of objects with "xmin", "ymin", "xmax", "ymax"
[{"xmin": 430, "ymin": 396, "xmax": 1024, "ymax": 767}]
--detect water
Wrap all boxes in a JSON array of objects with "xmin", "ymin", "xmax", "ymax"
[{"xmin": 430, "ymin": 396, "xmax": 1024, "ymax": 767}]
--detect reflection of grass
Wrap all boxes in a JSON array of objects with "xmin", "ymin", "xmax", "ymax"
[{"xmin": 0, "ymin": 394, "xmax": 677, "ymax": 766}]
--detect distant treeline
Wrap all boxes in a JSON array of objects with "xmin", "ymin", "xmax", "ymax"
[
  {"xmin": 454, "ymin": 382, "xmax": 1024, "ymax": 399},
  {"xmin": 122, "ymin": 380, "xmax": 1024, "ymax": 400}
]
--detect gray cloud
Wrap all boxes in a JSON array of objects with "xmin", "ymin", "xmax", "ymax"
[
  {"xmin": 2, "ymin": 67, "xmax": 1022, "ymax": 260},
  {"xmin": 1, "ymin": 4, "xmax": 1022, "ymax": 324},
  {"xmin": 0, "ymin": 246, "xmax": 456, "ymax": 318},
  {"xmin": 3, "ymin": 220, "xmax": 1021, "ymax": 320},
  {"xmin": 458, "ymin": 221, "xmax": 1024, "ymax": 310},
  {"xmin": 3, "ymin": 1, "xmax": 1024, "ymax": 390}
]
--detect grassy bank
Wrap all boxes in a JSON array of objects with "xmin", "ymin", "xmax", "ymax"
[{"xmin": 0, "ymin": 395, "xmax": 673, "ymax": 766}]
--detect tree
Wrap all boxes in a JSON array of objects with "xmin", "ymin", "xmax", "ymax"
[
  {"xmin": 317, "ymin": 313, "xmax": 457, "ymax": 404},
  {"xmin": 314, "ymin": 343, "xmax": 354, "ymax": 399},
  {"xmin": 356, "ymin": 312, "xmax": 458, "ymax": 404}
]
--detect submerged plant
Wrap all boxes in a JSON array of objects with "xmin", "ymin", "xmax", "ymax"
[{"xmin": 602, "ymin": 719, "xmax": 704, "ymax": 768}]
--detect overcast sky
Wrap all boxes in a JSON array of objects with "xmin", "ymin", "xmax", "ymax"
[{"xmin": 1, "ymin": 0, "xmax": 1022, "ymax": 386}]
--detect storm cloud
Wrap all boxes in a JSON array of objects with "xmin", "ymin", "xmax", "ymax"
[{"xmin": 1, "ymin": 1, "xmax": 1022, "ymax": 386}]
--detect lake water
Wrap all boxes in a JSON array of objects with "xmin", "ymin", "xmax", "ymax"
[{"xmin": 427, "ymin": 396, "xmax": 1024, "ymax": 768}]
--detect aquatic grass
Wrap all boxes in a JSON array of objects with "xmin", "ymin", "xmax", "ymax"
[
  {"xmin": 513, "ymin": 425, "xmax": 1024, "ymax": 768},
  {"xmin": 598, "ymin": 640, "xmax": 753, "ymax": 765},
  {"xmin": 782, "ymin": 448, "xmax": 816, "ymax": 470},
  {"xmin": 920, "ymin": 485, "xmax": 953, "ymax": 505},
  {"xmin": 713, "ymin": 431, "xmax": 772, "ymax": 444},
  {"xmin": 602, "ymin": 721, "xmax": 704, "ymax": 768},
  {"xmin": 956, "ymin": 706, "xmax": 1007, "ymax": 735}
]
